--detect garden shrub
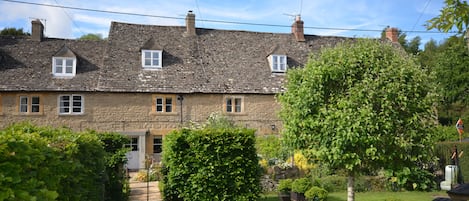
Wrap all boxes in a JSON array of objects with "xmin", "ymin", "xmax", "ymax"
[
  {"xmin": 0, "ymin": 123, "xmax": 129, "ymax": 201},
  {"xmin": 319, "ymin": 175, "xmax": 347, "ymax": 192},
  {"xmin": 291, "ymin": 178, "xmax": 313, "ymax": 193},
  {"xmin": 162, "ymin": 127, "xmax": 261, "ymax": 201},
  {"xmin": 304, "ymin": 186, "xmax": 328, "ymax": 201},
  {"xmin": 277, "ymin": 179, "xmax": 293, "ymax": 193},
  {"xmin": 385, "ymin": 167, "xmax": 436, "ymax": 191}
]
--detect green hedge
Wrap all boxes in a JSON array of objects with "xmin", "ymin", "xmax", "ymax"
[
  {"xmin": 435, "ymin": 141, "xmax": 469, "ymax": 182},
  {"xmin": 0, "ymin": 123, "xmax": 129, "ymax": 201},
  {"xmin": 162, "ymin": 127, "xmax": 261, "ymax": 201}
]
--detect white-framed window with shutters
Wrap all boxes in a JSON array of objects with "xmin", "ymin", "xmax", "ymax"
[
  {"xmin": 141, "ymin": 50, "xmax": 162, "ymax": 69},
  {"xmin": 270, "ymin": 54, "xmax": 287, "ymax": 72},
  {"xmin": 52, "ymin": 57, "xmax": 76, "ymax": 77},
  {"xmin": 58, "ymin": 94, "xmax": 84, "ymax": 115}
]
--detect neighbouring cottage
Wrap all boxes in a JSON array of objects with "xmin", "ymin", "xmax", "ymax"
[{"xmin": 0, "ymin": 12, "xmax": 399, "ymax": 169}]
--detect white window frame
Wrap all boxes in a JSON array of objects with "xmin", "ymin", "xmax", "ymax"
[
  {"xmin": 141, "ymin": 50, "xmax": 162, "ymax": 69},
  {"xmin": 270, "ymin": 54, "xmax": 287, "ymax": 72},
  {"xmin": 58, "ymin": 94, "xmax": 84, "ymax": 115},
  {"xmin": 52, "ymin": 57, "xmax": 77, "ymax": 77}
]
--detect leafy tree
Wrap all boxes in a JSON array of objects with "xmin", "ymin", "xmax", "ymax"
[
  {"xmin": 78, "ymin": 33, "xmax": 104, "ymax": 41},
  {"xmin": 0, "ymin": 27, "xmax": 30, "ymax": 36},
  {"xmin": 423, "ymin": 36, "xmax": 469, "ymax": 124},
  {"xmin": 426, "ymin": 0, "xmax": 469, "ymax": 33},
  {"xmin": 279, "ymin": 40, "xmax": 437, "ymax": 201}
]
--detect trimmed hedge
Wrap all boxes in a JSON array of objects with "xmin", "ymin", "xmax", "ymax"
[
  {"xmin": 162, "ymin": 127, "xmax": 261, "ymax": 201},
  {"xmin": 0, "ymin": 123, "xmax": 129, "ymax": 201}
]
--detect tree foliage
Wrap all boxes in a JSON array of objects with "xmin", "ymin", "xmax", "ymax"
[
  {"xmin": 0, "ymin": 27, "xmax": 30, "ymax": 36},
  {"xmin": 419, "ymin": 36, "xmax": 469, "ymax": 124},
  {"xmin": 78, "ymin": 33, "xmax": 104, "ymax": 41},
  {"xmin": 426, "ymin": 0, "xmax": 469, "ymax": 33},
  {"xmin": 278, "ymin": 39, "xmax": 437, "ymax": 200}
]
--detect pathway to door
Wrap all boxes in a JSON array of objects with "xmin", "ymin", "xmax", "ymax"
[{"xmin": 129, "ymin": 172, "xmax": 162, "ymax": 201}]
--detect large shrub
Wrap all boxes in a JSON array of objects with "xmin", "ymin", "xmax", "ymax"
[
  {"xmin": 162, "ymin": 127, "xmax": 261, "ymax": 200},
  {"xmin": 0, "ymin": 123, "xmax": 129, "ymax": 201}
]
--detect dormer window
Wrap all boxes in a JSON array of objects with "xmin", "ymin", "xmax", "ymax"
[
  {"xmin": 142, "ymin": 50, "xmax": 162, "ymax": 69},
  {"xmin": 270, "ymin": 54, "xmax": 287, "ymax": 72},
  {"xmin": 52, "ymin": 45, "xmax": 77, "ymax": 77},
  {"xmin": 53, "ymin": 57, "xmax": 76, "ymax": 77}
]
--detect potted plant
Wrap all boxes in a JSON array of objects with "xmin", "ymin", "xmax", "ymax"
[
  {"xmin": 291, "ymin": 178, "xmax": 312, "ymax": 201},
  {"xmin": 277, "ymin": 179, "xmax": 293, "ymax": 201},
  {"xmin": 305, "ymin": 186, "xmax": 328, "ymax": 201}
]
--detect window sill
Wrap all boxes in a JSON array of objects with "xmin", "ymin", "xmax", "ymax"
[
  {"xmin": 58, "ymin": 113, "xmax": 84, "ymax": 116},
  {"xmin": 149, "ymin": 112, "xmax": 178, "ymax": 116},
  {"xmin": 16, "ymin": 112, "xmax": 44, "ymax": 116},
  {"xmin": 223, "ymin": 112, "xmax": 248, "ymax": 116}
]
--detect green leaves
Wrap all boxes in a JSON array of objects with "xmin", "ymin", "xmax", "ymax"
[
  {"xmin": 162, "ymin": 127, "xmax": 261, "ymax": 200},
  {"xmin": 279, "ymin": 39, "xmax": 437, "ymax": 175},
  {"xmin": 426, "ymin": 0, "xmax": 469, "ymax": 33}
]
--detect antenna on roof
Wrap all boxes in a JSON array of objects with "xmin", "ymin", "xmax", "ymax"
[{"xmin": 283, "ymin": 13, "xmax": 299, "ymax": 21}]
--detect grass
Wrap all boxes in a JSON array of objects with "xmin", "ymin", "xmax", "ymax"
[{"xmin": 258, "ymin": 191, "xmax": 450, "ymax": 201}]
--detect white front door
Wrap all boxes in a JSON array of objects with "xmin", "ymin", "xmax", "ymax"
[{"xmin": 125, "ymin": 137, "xmax": 140, "ymax": 170}]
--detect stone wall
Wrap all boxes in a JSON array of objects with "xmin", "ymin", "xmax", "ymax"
[{"xmin": 0, "ymin": 92, "xmax": 282, "ymax": 137}]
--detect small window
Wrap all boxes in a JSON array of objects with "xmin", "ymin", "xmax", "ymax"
[
  {"xmin": 271, "ymin": 55, "xmax": 287, "ymax": 72},
  {"xmin": 59, "ymin": 94, "xmax": 84, "ymax": 115},
  {"xmin": 152, "ymin": 95, "xmax": 175, "ymax": 113},
  {"xmin": 225, "ymin": 96, "xmax": 243, "ymax": 113},
  {"xmin": 125, "ymin": 137, "xmax": 139, "ymax": 151},
  {"xmin": 142, "ymin": 50, "xmax": 162, "ymax": 69},
  {"xmin": 153, "ymin": 136, "xmax": 163, "ymax": 153},
  {"xmin": 18, "ymin": 95, "xmax": 42, "ymax": 114},
  {"xmin": 53, "ymin": 57, "xmax": 76, "ymax": 77}
]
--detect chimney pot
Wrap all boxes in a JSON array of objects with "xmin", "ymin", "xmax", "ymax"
[
  {"xmin": 185, "ymin": 11, "xmax": 196, "ymax": 36},
  {"xmin": 292, "ymin": 15, "xmax": 305, "ymax": 42},
  {"xmin": 31, "ymin": 19, "xmax": 44, "ymax": 42},
  {"xmin": 385, "ymin": 27, "xmax": 399, "ymax": 43}
]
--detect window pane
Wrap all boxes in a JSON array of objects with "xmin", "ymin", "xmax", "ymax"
[
  {"xmin": 55, "ymin": 66, "xmax": 63, "ymax": 74},
  {"xmin": 166, "ymin": 98, "xmax": 172, "ymax": 112},
  {"xmin": 72, "ymin": 107, "xmax": 81, "ymax": 113},
  {"xmin": 145, "ymin": 52, "xmax": 151, "ymax": 58},
  {"xmin": 19, "ymin": 96, "xmax": 28, "ymax": 113},
  {"xmin": 226, "ymin": 98, "xmax": 232, "ymax": 112},
  {"xmin": 153, "ymin": 136, "xmax": 162, "ymax": 153},
  {"xmin": 65, "ymin": 66, "xmax": 73, "ymax": 74},
  {"xmin": 145, "ymin": 58, "xmax": 151, "ymax": 66},
  {"xmin": 66, "ymin": 59, "xmax": 73, "ymax": 66},
  {"xmin": 31, "ymin": 96, "xmax": 40, "ymax": 113},
  {"xmin": 132, "ymin": 145, "xmax": 138, "ymax": 151},
  {"xmin": 153, "ymin": 58, "xmax": 159, "ymax": 66},
  {"xmin": 73, "ymin": 96, "xmax": 81, "ymax": 101},
  {"xmin": 156, "ymin": 98, "xmax": 163, "ymax": 112},
  {"xmin": 235, "ymin": 98, "xmax": 242, "ymax": 112},
  {"xmin": 55, "ymin": 59, "xmax": 63, "ymax": 73},
  {"xmin": 152, "ymin": 52, "xmax": 159, "ymax": 58},
  {"xmin": 60, "ymin": 107, "xmax": 69, "ymax": 113}
]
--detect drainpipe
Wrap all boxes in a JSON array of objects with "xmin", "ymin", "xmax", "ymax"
[{"xmin": 177, "ymin": 95, "xmax": 184, "ymax": 124}]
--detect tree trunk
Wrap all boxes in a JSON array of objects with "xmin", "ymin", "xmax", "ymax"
[{"xmin": 347, "ymin": 173, "xmax": 355, "ymax": 201}]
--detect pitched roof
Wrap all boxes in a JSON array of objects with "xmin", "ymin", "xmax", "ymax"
[
  {"xmin": 0, "ymin": 36, "xmax": 105, "ymax": 91},
  {"xmin": 98, "ymin": 21, "xmax": 349, "ymax": 94},
  {"xmin": 0, "ymin": 21, "xmax": 349, "ymax": 94}
]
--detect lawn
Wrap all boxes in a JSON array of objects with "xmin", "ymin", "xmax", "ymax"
[{"xmin": 258, "ymin": 191, "xmax": 450, "ymax": 201}]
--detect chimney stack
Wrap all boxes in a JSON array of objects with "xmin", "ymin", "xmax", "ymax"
[
  {"xmin": 385, "ymin": 27, "xmax": 399, "ymax": 43},
  {"xmin": 291, "ymin": 15, "xmax": 305, "ymax": 42},
  {"xmin": 31, "ymin": 19, "xmax": 44, "ymax": 42},
  {"xmin": 185, "ymin": 10, "xmax": 196, "ymax": 36}
]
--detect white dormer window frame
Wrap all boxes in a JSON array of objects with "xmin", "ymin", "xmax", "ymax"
[
  {"xmin": 142, "ymin": 50, "xmax": 162, "ymax": 69},
  {"xmin": 270, "ymin": 54, "xmax": 287, "ymax": 73},
  {"xmin": 52, "ymin": 57, "xmax": 77, "ymax": 77}
]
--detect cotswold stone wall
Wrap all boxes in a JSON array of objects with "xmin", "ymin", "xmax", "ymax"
[{"xmin": 0, "ymin": 92, "xmax": 282, "ymax": 135}]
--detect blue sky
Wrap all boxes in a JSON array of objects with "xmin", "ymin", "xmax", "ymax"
[{"xmin": 0, "ymin": 0, "xmax": 457, "ymax": 46}]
